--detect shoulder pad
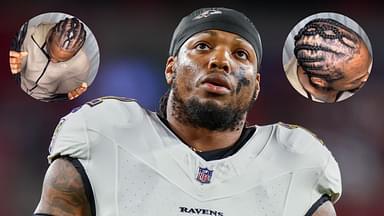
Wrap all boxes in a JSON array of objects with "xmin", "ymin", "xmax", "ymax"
[
  {"xmin": 86, "ymin": 96, "xmax": 136, "ymax": 107},
  {"xmin": 275, "ymin": 122, "xmax": 325, "ymax": 154}
]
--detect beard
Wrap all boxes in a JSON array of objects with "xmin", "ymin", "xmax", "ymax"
[{"xmin": 170, "ymin": 85, "xmax": 255, "ymax": 132}]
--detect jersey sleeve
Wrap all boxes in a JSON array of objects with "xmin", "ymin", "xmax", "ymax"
[
  {"xmin": 275, "ymin": 123, "xmax": 342, "ymax": 203},
  {"xmin": 47, "ymin": 97, "xmax": 141, "ymax": 164},
  {"xmin": 48, "ymin": 107, "xmax": 89, "ymax": 164},
  {"xmin": 315, "ymin": 153, "xmax": 342, "ymax": 203}
]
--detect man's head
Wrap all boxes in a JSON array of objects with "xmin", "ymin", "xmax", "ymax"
[
  {"xmin": 161, "ymin": 8, "xmax": 262, "ymax": 131},
  {"xmin": 46, "ymin": 17, "xmax": 86, "ymax": 63},
  {"xmin": 294, "ymin": 18, "xmax": 371, "ymax": 92}
]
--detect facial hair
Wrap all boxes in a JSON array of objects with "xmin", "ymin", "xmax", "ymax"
[{"xmin": 170, "ymin": 83, "xmax": 255, "ymax": 132}]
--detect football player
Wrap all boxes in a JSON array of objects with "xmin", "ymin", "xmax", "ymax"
[{"xmin": 34, "ymin": 8, "xmax": 341, "ymax": 216}]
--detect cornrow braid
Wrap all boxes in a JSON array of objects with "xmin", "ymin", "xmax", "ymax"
[
  {"xmin": 294, "ymin": 44, "xmax": 345, "ymax": 57},
  {"xmin": 304, "ymin": 70, "xmax": 344, "ymax": 83},
  {"xmin": 50, "ymin": 17, "xmax": 86, "ymax": 53},
  {"xmin": 293, "ymin": 18, "xmax": 363, "ymax": 82},
  {"xmin": 294, "ymin": 18, "xmax": 359, "ymax": 49}
]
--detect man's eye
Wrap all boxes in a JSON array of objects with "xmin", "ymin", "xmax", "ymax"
[
  {"xmin": 235, "ymin": 50, "xmax": 249, "ymax": 60},
  {"xmin": 195, "ymin": 43, "xmax": 210, "ymax": 51}
]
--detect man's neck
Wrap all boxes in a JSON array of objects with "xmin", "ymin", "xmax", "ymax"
[
  {"xmin": 166, "ymin": 108, "xmax": 245, "ymax": 152},
  {"xmin": 297, "ymin": 67, "xmax": 338, "ymax": 103}
]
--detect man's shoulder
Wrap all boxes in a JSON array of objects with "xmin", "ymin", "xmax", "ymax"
[
  {"xmin": 82, "ymin": 96, "xmax": 138, "ymax": 107},
  {"xmin": 30, "ymin": 23, "xmax": 55, "ymax": 46},
  {"xmin": 274, "ymin": 122, "xmax": 324, "ymax": 144},
  {"xmin": 68, "ymin": 96, "xmax": 149, "ymax": 127},
  {"xmin": 77, "ymin": 95, "xmax": 145, "ymax": 111},
  {"xmin": 48, "ymin": 97, "xmax": 152, "ymax": 163},
  {"xmin": 257, "ymin": 122, "xmax": 332, "ymax": 164}
]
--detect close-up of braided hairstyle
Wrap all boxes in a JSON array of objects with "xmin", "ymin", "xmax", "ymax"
[
  {"xmin": 47, "ymin": 17, "xmax": 86, "ymax": 57},
  {"xmin": 294, "ymin": 18, "xmax": 363, "ymax": 82}
]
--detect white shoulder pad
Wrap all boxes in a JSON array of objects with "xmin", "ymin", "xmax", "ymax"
[
  {"xmin": 48, "ymin": 96, "xmax": 145, "ymax": 163},
  {"xmin": 275, "ymin": 122, "xmax": 324, "ymax": 155},
  {"xmin": 48, "ymin": 106, "xmax": 88, "ymax": 163},
  {"xmin": 275, "ymin": 122, "xmax": 342, "ymax": 202},
  {"xmin": 81, "ymin": 96, "xmax": 145, "ymax": 130}
]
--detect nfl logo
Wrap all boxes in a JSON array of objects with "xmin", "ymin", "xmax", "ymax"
[{"xmin": 196, "ymin": 167, "xmax": 213, "ymax": 184}]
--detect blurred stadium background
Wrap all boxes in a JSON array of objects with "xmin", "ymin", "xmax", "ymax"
[{"xmin": 0, "ymin": 0, "xmax": 383, "ymax": 215}]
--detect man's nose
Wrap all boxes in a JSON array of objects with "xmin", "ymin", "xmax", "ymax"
[{"xmin": 208, "ymin": 48, "xmax": 231, "ymax": 73}]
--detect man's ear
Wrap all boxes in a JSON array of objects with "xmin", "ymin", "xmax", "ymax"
[
  {"xmin": 165, "ymin": 56, "xmax": 176, "ymax": 85},
  {"xmin": 310, "ymin": 76, "xmax": 328, "ymax": 88},
  {"xmin": 254, "ymin": 73, "xmax": 261, "ymax": 96}
]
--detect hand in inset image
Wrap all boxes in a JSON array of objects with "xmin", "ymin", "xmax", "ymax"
[
  {"xmin": 10, "ymin": 13, "xmax": 99, "ymax": 102},
  {"xmin": 284, "ymin": 16, "xmax": 372, "ymax": 103},
  {"xmin": 9, "ymin": 51, "xmax": 28, "ymax": 74},
  {"xmin": 67, "ymin": 82, "xmax": 87, "ymax": 100}
]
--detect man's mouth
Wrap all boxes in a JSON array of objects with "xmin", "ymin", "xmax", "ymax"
[{"xmin": 200, "ymin": 74, "xmax": 232, "ymax": 95}]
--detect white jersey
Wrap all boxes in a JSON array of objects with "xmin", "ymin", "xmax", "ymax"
[{"xmin": 49, "ymin": 97, "xmax": 342, "ymax": 216}]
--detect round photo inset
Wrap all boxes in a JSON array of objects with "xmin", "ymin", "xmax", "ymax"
[
  {"xmin": 9, "ymin": 12, "xmax": 100, "ymax": 102},
  {"xmin": 282, "ymin": 12, "xmax": 373, "ymax": 103}
]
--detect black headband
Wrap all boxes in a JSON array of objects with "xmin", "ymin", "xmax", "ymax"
[{"xmin": 169, "ymin": 7, "xmax": 262, "ymax": 70}]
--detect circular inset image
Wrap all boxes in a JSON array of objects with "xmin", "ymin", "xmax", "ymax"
[
  {"xmin": 9, "ymin": 12, "xmax": 100, "ymax": 102},
  {"xmin": 282, "ymin": 12, "xmax": 373, "ymax": 103}
]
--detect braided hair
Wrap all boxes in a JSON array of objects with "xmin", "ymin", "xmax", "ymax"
[
  {"xmin": 47, "ymin": 17, "xmax": 86, "ymax": 56},
  {"xmin": 294, "ymin": 18, "xmax": 362, "ymax": 82}
]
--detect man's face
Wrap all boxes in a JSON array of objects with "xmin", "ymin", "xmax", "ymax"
[{"xmin": 165, "ymin": 30, "xmax": 260, "ymax": 130}]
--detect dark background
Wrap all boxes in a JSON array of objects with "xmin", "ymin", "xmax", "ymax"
[{"xmin": 0, "ymin": 1, "xmax": 383, "ymax": 215}]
